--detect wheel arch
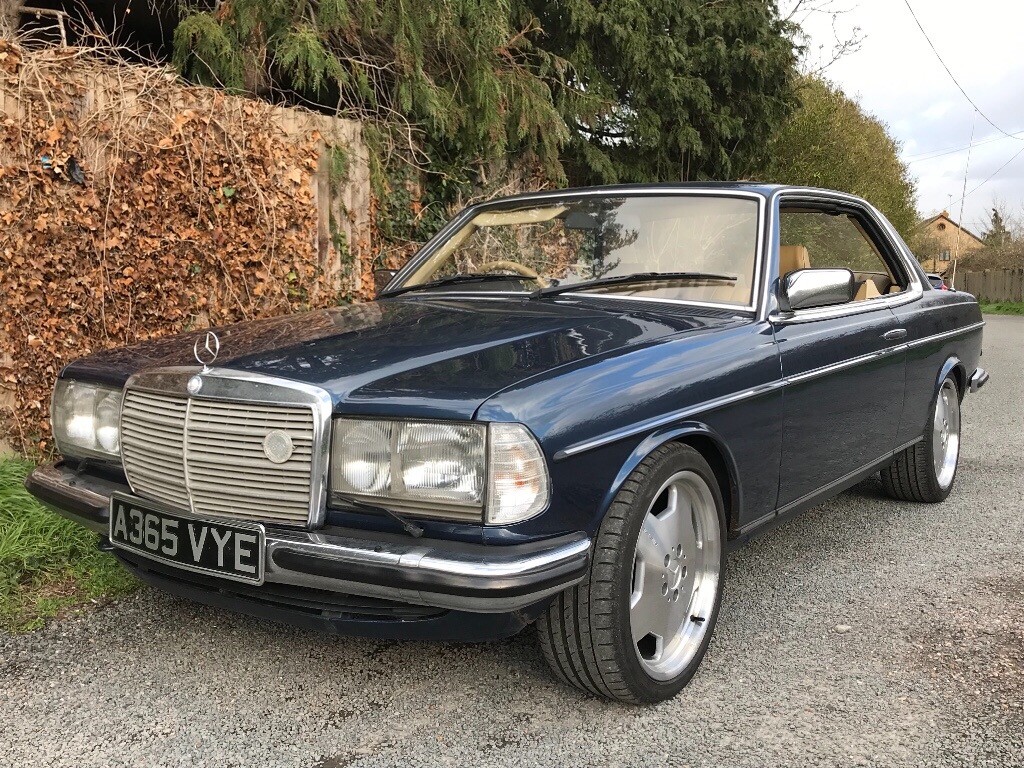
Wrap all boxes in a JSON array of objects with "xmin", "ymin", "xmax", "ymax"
[
  {"xmin": 601, "ymin": 423, "xmax": 742, "ymax": 536},
  {"xmin": 937, "ymin": 355, "xmax": 966, "ymax": 401}
]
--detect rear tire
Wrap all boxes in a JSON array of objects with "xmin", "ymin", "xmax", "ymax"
[
  {"xmin": 537, "ymin": 443, "xmax": 726, "ymax": 703},
  {"xmin": 882, "ymin": 375, "xmax": 961, "ymax": 503}
]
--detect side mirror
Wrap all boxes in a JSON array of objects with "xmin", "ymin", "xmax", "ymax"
[
  {"xmin": 780, "ymin": 268, "xmax": 855, "ymax": 312},
  {"xmin": 373, "ymin": 268, "xmax": 399, "ymax": 295}
]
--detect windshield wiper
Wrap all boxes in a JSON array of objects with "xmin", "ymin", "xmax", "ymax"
[
  {"xmin": 534, "ymin": 271, "xmax": 738, "ymax": 297},
  {"xmin": 333, "ymin": 493, "xmax": 425, "ymax": 538},
  {"xmin": 379, "ymin": 273, "xmax": 529, "ymax": 299}
]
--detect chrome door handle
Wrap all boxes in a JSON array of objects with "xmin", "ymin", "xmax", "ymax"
[{"xmin": 883, "ymin": 328, "xmax": 908, "ymax": 341}]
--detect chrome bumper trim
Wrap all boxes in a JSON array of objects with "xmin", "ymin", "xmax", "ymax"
[
  {"xmin": 25, "ymin": 464, "xmax": 590, "ymax": 613},
  {"xmin": 969, "ymin": 367, "xmax": 990, "ymax": 393}
]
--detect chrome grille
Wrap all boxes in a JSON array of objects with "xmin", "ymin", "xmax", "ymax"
[
  {"xmin": 121, "ymin": 390, "xmax": 190, "ymax": 509},
  {"xmin": 120, "ymin": 386, "xmax": 317, "ymax": 527},
  {"xmin": 186, "ymin": 400, "xmax": 313, "ymax": 524}
]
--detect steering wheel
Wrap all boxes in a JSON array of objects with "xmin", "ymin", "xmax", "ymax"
[{"xmin": 476, "ymin": 260, "xmax": 549, "ymax": 288}]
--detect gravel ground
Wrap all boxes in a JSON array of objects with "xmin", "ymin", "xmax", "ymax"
[{"xmin": 2, "ymin": 315, "xmax": 1022, "ymax": 768}]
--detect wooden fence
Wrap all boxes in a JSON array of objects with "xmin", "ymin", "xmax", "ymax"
[{"xmin": 954, "ymin": 269, "xmax": 1024, "ymax": 302}]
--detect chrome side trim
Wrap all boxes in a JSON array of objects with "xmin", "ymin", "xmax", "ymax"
[
  {"xmin": 122, "ymin": 367, "xmax": 334, "ymax": 528},
  {"xmin": 554, "ymin": 381, "xmax": 784, "ymax": 460},
  {"xmin": 555, "ymin": 322, "xmax": 985, "ymax": 460},
  {"xmin": 906, "ymin": 321, "xmax": 986, "ymax": 349},
  {"xmin": 784, "ymin": 343, "xmax": 907, "ymax": 386}
]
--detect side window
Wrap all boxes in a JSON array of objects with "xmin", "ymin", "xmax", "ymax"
[{"xmin": 780, "ymin": 207, "xmax": 906, "ymax": 302}]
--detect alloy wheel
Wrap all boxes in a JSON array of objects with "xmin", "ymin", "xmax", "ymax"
[
  {"xmin": 932, "ymin": 378, "xmax": 961, "ymax": 490},
  {"xmin": 629, "ymin": 470, "xmax": 722, "ymax": 681}
]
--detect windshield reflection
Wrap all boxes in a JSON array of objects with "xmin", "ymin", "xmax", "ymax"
[{"xmin": 400, "ymin": 195, "xmax": 761, "ymax": 306}]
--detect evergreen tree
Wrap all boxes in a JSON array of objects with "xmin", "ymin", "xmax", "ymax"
[
  {"xmin": 525, "ymin": 0, "xmax": 799, "ymax": 185},
  {"xmin": 752, "ymin": 76, "xmax": 918, "ymax": 237},
  {"xmin": 984, "ymin": 207, "xmax": 1011, "ymax": 247},
  {"xmin": 169, "ymin": 0, "xmax": 799, "ymax": 187},
  {"xmin": 171, "ymin": 0, "xmax": 570, "ymax": 178}
]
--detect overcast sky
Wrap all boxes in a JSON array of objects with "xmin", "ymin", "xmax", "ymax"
[{"xmin": 794, "ymin": 0, "xmax": 1024, "ymax": 233}]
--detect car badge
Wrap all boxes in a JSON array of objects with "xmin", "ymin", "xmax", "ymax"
[
  {"xmin": 193, "ymin": 330, "xmax": 220, "ymax": 372},
  {"xmin": 263, "ymin": 430, "xmax": 294, "ymax": 464}
]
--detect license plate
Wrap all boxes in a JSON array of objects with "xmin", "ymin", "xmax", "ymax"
[{"xmin": 108, "ymin": 494, "xmax": 265, "ymax": 584}]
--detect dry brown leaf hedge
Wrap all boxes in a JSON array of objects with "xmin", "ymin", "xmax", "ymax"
[{"xmin": 0, "ymin": 44, "xmax": 344, "ymax": 454}]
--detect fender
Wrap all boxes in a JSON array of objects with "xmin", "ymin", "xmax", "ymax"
[
  {"xmin": 597, "ymin": 421, "xmax": 743, "ymax": 533},
  {"xmin": 896, "ymin": 356, "xmax": 964, "ymax": 446},
  {"xmin": 936, "ymin": 355, "xmax": 965, "ymax": 400}
]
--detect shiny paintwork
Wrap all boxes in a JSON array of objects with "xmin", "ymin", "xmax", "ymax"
[{"xmin": 60, "ymin": 183, "xmax": 985, "ymax": 552}]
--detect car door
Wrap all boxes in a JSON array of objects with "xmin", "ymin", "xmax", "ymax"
[{"xmin": 771, "ymin": 194, "xmax": 910, "ymax": 509}]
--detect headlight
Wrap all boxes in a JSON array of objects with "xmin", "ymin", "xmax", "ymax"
[
  {"xmin": 51, "ymin": 379, "xmax": 123, "ymax": 460},
  {"xmin": 330, "ymin": 419, "xmax": 548, "ymax": 525}
]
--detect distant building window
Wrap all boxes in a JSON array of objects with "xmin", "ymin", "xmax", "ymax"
[
  {"xmin": 938, "ymin": 222, "xmax": 947, "ymax": 231},
  {"xmin": 939, "ymin": 249, "xmax": 951, "ymax": 262}
]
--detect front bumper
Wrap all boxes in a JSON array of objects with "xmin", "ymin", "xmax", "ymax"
[{"xmin": 25, "ymin": 463, "xmax": 591, "ymax": 614}]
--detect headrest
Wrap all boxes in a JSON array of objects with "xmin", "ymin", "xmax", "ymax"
[{"xmin": 855, "ymin": 278, "xmax": 882, "ymax": 301}]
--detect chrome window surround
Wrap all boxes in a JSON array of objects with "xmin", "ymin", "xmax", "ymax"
[
  {"xmin": 766, "ymin": 189, "xmax": 925, "ymax": 324},
  {"xmin": 384, "ymin": 189, "xmax": 769, "ymax": 315},
  {"xmin": 120, "ymin": 367, "xmax": 333, "ymax": 528}
]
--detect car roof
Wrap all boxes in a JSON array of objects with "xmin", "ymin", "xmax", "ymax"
[{"xmin": 485, "ymin": 182, "xmax": 850, "ymax": 206}]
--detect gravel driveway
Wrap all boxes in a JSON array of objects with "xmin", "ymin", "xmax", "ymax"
[{"xmin": 2, "ymin": 315, "xmax": 1022, "ymax": 768}]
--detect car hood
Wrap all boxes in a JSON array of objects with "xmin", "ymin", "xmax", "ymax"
[{"xmin": 63, "ymin": 297, "xmax": 741, "ymax": 420}]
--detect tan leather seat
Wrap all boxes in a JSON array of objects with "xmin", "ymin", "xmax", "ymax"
[
  {"xmin": 779, "ymin": 245, "xmax": 811, "ymax": 277},
  {"xmin": 855, "ymin": 279, "xmax": 881, "ymax": 301}
]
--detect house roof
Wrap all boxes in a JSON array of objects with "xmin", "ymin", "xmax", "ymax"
[{"xmin": 917, "ymin": 210, "xmax": 986, "ymax": 247}]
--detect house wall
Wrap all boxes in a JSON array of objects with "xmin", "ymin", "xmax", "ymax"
[{"xmin": 922, "ymin": 217, "xmax": 984, "ymax": 255}]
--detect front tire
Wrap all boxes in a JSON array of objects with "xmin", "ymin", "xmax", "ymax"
[
  {"xmin": 537, "ymin": 443, "xmax": 726, "ymax": 703},
  {"xmin": 882, "ymin": 374, "xmax": 961, "ymax": 503}
]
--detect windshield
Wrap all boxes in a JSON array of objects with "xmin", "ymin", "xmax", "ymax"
[{"xmin": 397, "ymin": 195, "xmax": 761, "ymax": 306}]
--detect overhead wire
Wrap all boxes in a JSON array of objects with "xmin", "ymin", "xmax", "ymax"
[
  {"xmin": 905, "ymin": 133, "xmax": 1015, "ymax": 164},
  {"xmin": 901, "ymin": 0, "xmax": 1022, "ymax": 251},
  {"xmin": 949, "ymin": 145, "xmax": 1024, "ymax": 208},
  {"xmin": 902, "ymin": 0, "xmax": 1024, "ymax": 142}
]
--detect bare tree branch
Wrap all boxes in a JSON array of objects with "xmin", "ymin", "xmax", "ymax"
[{"xmin": 780, "ymin": 0, "xmax": 865, "ymax": 74}]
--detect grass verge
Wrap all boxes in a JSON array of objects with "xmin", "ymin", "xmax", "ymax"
[
  {"xmin": 979, "ymin": 301, "xmax": 1024, "ymax": 315},
  {"xmin": 0, "ymin": 458, "xmax": 137, "ymax": 631}
]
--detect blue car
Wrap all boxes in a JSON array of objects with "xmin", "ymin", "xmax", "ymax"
[{"xmin": 27, "ymin": 183, "xmax": 988, "ymax": 703}]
